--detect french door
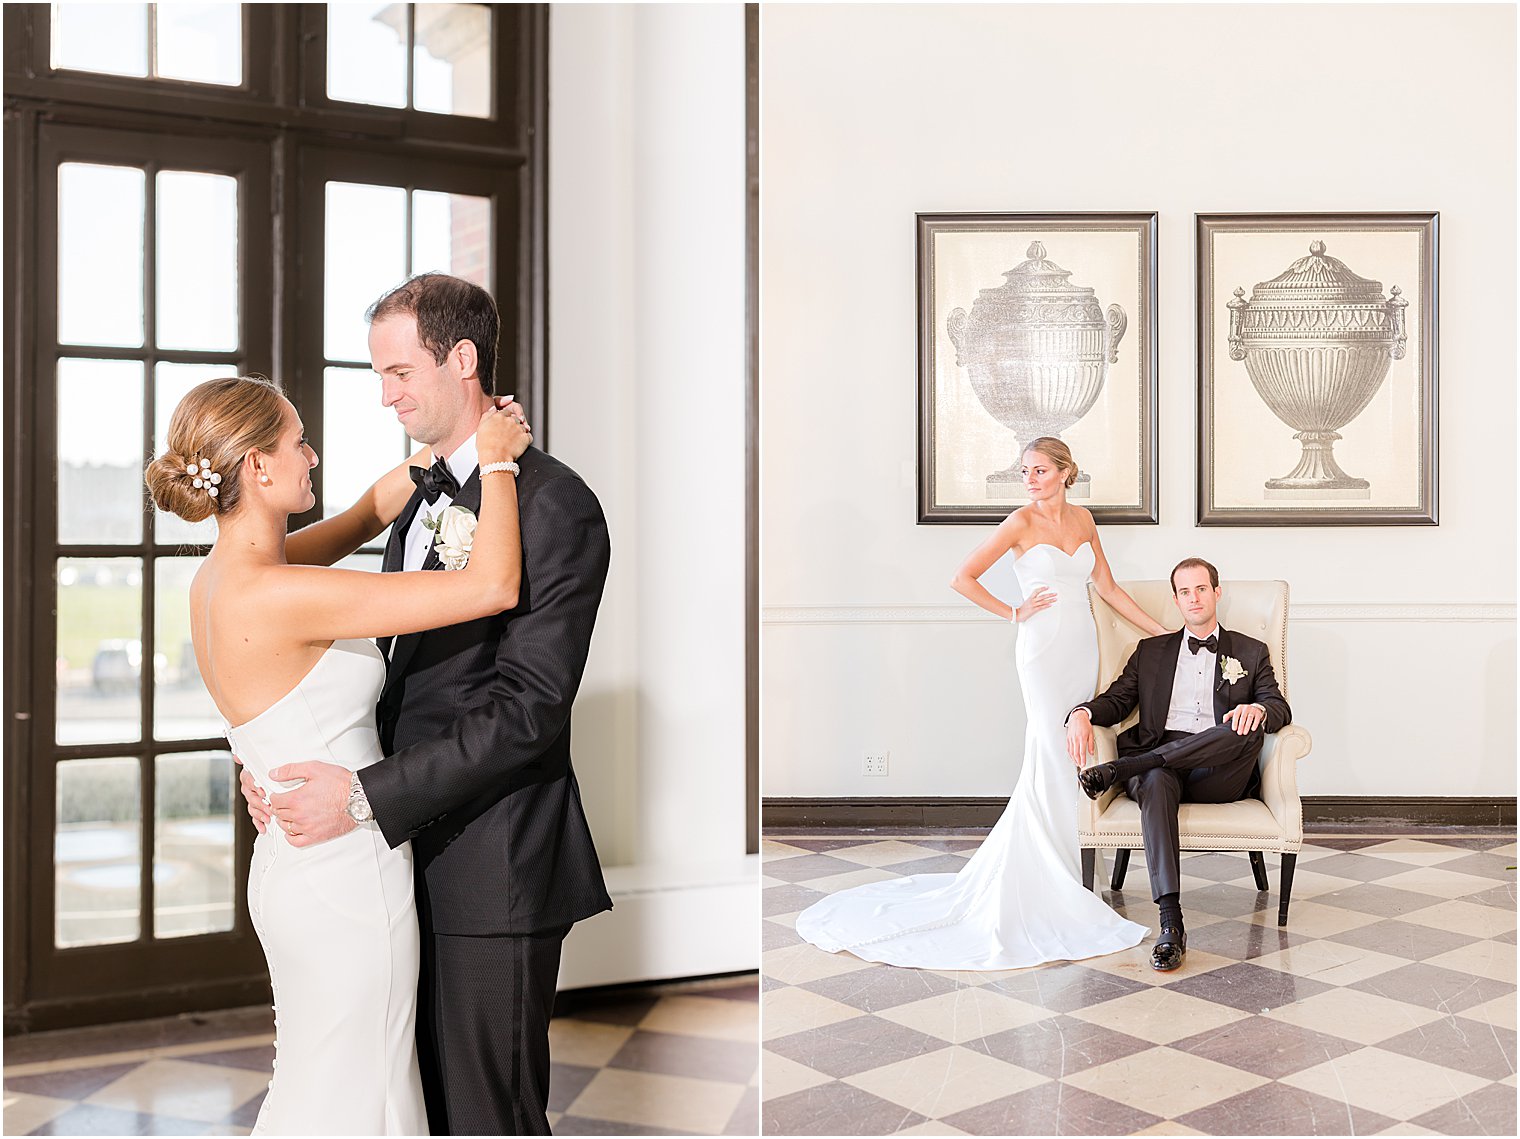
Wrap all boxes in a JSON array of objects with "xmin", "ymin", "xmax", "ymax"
[
  {"xmin": 19, "ymin": 124, "xmax": 274, "ymax": 1024},
  {"xmin": 4, "ymin": 1, "xmax": 546, "ymax": 1031}
]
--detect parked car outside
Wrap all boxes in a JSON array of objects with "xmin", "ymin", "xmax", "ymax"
[{"xmin": 91, "ymin": 640, "xmax": 167, "ymax": 695}]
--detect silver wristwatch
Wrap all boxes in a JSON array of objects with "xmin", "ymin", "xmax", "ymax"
[{"xmin": 346, "ymin": 772, "xmax": 373, "ymax": 823}]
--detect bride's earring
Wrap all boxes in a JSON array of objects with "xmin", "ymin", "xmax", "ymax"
[{"xmin": 259, "ymin": 473, "xmax": 272, "ymax": 485}]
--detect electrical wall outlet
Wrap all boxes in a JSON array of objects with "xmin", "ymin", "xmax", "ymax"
[{"xmin": 863, "ymin": 752, "xmax": 889, "ymax": 776}]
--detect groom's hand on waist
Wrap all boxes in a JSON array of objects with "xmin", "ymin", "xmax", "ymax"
[
  {"xmin": 235, "ymin": 759, "xmax": 270, "ymax": 834},
  {"xmin": 267, "ymin": 761, "xmax": 357, "ymax": 847}
]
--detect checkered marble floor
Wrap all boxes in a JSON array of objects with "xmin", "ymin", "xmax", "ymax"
[
  {"xmin": 762, "ymin": 831, "xmax": 1516, "ymax": 1136},
  {"xmin": 4, "ymin": 975, "xmax": 758, "ymax": 1136}
]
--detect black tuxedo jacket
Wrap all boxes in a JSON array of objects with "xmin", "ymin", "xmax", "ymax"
[
  {"xmin": 1074, "ymin": 627, "xmax": 1292, "ymax": 757},
  {"xmin": 359, "ymin": 445, "xmax": 613, "ymax": 936}
]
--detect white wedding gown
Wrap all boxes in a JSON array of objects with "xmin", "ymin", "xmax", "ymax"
[
  {"xmin": 225, "ymin": 638, "xmax": 428, "ymax": 1135},
  {"xmin": 795, "ymin": 542, "xmax": 1148, "ymax": 969}
]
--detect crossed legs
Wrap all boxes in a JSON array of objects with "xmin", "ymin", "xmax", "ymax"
[{"xmin": 1124, "ymin": 725, "xmax": 1264, "ymax": 901}]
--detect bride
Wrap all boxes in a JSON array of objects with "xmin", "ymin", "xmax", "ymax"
[
  {"xmin": 795, "ymin": 438, "xmax": 1168, "ymax": 969},
  {"xmin": 145, "ymin": 375, "xmax": 530, "ymax": 1134}
]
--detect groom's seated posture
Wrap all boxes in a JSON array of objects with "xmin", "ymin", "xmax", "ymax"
[{"xmin": 1064, "ymin": 558, "xmax": 1292, "ymax": 971}]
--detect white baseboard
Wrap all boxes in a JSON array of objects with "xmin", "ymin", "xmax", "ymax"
[{"xmin": 558, "ymin": 856, "xmax": 760, "ymax": 989}]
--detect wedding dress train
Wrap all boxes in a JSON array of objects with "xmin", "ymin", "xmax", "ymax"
[
  {"xmin": 795, "ymin": 542, "xmax": 1147, "ymax": 969},
  {"xmin": 226, "ymin": 638, "xmax": 427, "ymax": 1135}
]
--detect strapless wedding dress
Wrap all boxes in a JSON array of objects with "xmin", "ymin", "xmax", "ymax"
[
  {"xmin": 795, "ymin": 542, "xmax": 1147, "ymax": 969},
  {"xmin": 225, "ymin": 638, "xmax": 427, "ymax": 1135}
]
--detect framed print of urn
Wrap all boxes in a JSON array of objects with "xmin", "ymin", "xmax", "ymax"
[
  {"xmin": 917, "ymin": 212, "xmax": 1158, "ymax": 524},
  {"xmin": 1197, "ymin": 213, "xmax": 1438, "ymax": 526}
]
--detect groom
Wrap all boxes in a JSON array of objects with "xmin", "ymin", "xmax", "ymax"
[
  {"xmin": 243, "ymin": 273, "xmax": 612, "ymax": 1134},
  {"xmin": 1065, "ymin": 558, "xmax": 1291, "ymax": 971}
]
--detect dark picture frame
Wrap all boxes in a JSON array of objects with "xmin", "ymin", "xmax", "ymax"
[
  {"xmin": 917, "ymin": 212, "xmax": 1158, "ymax": 525},
  {"xmin": 1197, "ymin": 212, "xmax": 1439, "ymax": 526}
]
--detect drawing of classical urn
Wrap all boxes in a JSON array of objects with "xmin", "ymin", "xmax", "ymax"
[
  {"xmin": 1228, "ymin": 241, "xmax": 1408, "ymax": 497},
  {"xmin": 947, "ymin": 241, "xmax": 1126, "ymax": 498}
]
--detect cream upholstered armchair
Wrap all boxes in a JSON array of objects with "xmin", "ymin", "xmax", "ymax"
[{"xmin": 1078, "ymin": 580, "xmax": 1313, "ymax": 925}]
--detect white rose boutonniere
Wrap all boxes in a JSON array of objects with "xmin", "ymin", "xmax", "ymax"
[
  {"xmin": 1220, "ymin": 656, "xmax": 1247, "ymax": 684},
  {"xmin": 424, "ymin": 504, "xmax": 478, "ymax": 570}
]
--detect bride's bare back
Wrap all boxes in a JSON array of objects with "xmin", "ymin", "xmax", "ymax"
[{"xmin": 189, "ymin": 555, "xmax": 336, "ymax": 729}]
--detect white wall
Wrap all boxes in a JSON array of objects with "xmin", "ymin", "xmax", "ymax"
[
  {"xmin": 761, "ymin": 3, "xmax": 1517, "ymax": 800},
  {"xmin": 550, "ymin": 3, "xmax": 754, "ymax": 985}
]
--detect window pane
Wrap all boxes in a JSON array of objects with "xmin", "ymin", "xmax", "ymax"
[
  {"xmin": 412, "ymin": 190, "xmax": 491, "ymax": 288},
  {"xmin": 414, "ymin": 4, "xmax": 492, "ymax": 118},
  {"xmin": 154, "ymin": 556, "xmax": 221, "ymax": 740},
  {"xmin": 56, "ymin": 757, "xmax": 142, "ymax": 948},
  {"xmin": 58, "ymin": 358, "xmax": 145, "ymax": 546},
  {"xmin": 52, "ymin": 3, "xmax": 149, "ymax": 78},
  {"xmin": 327, "ymin": 2, "xmax": 407, "ymax": 109},
  {"xmin": 323, "ymin": 366, "xmax": 410, "ymax": 554},
  {"xmin": 58, "ymin": 163, "xmax": 145, "ymax": 348},
  {"xmin": 324, "ymin": 182, "xmax": 407, "ymax": 362},
  {"xmin": 157, "ymin": 170, "xmax": 239, "ymax": 352},
  {"xmin": 156, "ymin": 3, "xmax": 242, "ymax": 86},
  {"xmin": 154, "ymin": 362, "xmax": 228, "ymax": 546},
  {"xmin": 57, "ymin": 557, "xmax": 144, "ymax": 746},
  {"xmin": 154, "ymin": 751, "xmax": 235, "ymax": 938}
]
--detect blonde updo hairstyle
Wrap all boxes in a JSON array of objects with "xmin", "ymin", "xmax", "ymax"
[
  {"xmin": 1022, "ymin": 436, "xmax": 1080, "ymax": 489},
  {"xmin": 145, "ymin": 375, "xmax": 288, "ymax": 523}
]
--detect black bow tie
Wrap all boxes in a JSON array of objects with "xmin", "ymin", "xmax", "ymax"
[
  {"xmin": 410, "ymin": 458, "xmax": 459, "ymax": 503},
  {"xmin": 1188, "ymin": 634, "xmax": 1218, "ymax": 655}
]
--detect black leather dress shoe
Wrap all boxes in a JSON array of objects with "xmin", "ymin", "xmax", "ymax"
[
  {"xmin": 1150, "ymin": 925, "xmax": 1186, "ymax": 971},
  {"xmin": 1078, "ymin": 764, "xmax": 1117, "ymax": 800}
]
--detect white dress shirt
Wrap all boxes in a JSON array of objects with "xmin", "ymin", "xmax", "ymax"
[
  {"xmin": 1164, "ymin": 623, "xmax": 1221, "ymax": 734},
  {"xmin": 401, "ymin": 433, "xmax": 479, "ymax": 573}
]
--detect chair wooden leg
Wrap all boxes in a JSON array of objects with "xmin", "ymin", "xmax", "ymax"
[
  {"xmin": 1278, "ymin": 852, "xmax": 1298, "ymax": 926},
  {"xmin": 1248, "ymin": 850, "xmax": 1269, "ymax": 891},
  {"xmin": 1081, "ymin": 848, "xmax": 1096, "ymax": 891},
  {"xmin": 1110, "ymin": 848, "xmax": 1131, "ymax": 890}
]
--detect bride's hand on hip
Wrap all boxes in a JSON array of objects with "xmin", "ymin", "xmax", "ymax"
[
  {"xmin": 1014, "ymin": 587, "xmax": 1056, "ymax": 623},
  {"xmin": 478, "ymin": 404, "xmax": 532, "ymax": 464}
]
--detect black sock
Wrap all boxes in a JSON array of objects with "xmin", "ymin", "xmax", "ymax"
[
  {"xmin": 1158, "ymin": 893, "xmax": 1184, "ymax": 931},
  {"xmin": 1109, "ymin": 752, "xmax": 1162, "ymax": 783}
]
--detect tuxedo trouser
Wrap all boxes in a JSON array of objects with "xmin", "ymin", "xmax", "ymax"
[
  {"xmin": 416, "ymin": 921, "xmax": 571, "ymax": 1136},
  {"xmin": 1122, "ymin": 725, "xmax": 1265, "ymax": 902}
]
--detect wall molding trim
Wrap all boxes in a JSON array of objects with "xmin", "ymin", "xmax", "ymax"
[
  {"xmin": 764, "ymin": 796, "xmax": 1517, "ymax": 830},
  {"xmin": 762, "ymin": 603, "xmax": 1516, "ymax": 627}
]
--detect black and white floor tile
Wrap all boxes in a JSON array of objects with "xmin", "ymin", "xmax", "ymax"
[
  {"xmin": 762, "ymin": 831, "xmax": 1516, "ymax": 1136},
  {"xmin": 5, "ymin": 975, "xmax": 758, "ymax": 1136}
]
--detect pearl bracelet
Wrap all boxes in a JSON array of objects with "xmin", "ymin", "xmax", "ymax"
[{"xmin": 480, "ymin": 461, "xmax": 520, "ymax": 477}]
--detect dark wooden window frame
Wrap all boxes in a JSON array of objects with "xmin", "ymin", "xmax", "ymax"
[
  {"xmin": 744, "ymin": 3, "xmax": 758, "ymax": 855},
  {"xmin": 4, "ymin": 1, "xmax": 548, "ymax": 1033}
]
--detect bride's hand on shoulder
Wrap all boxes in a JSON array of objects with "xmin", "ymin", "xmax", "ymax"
[
  {"xmin": 492, "ymin": 395, "xmax": 530, "ymax": 430},
  {"xmin": 478, "ymin": 403, "xmax": 532, "ymax": 464}
]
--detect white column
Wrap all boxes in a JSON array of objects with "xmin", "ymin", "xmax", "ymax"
[{"xmin": 551, "ymin": 2, "xmax": 753, "ymax": 987}]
